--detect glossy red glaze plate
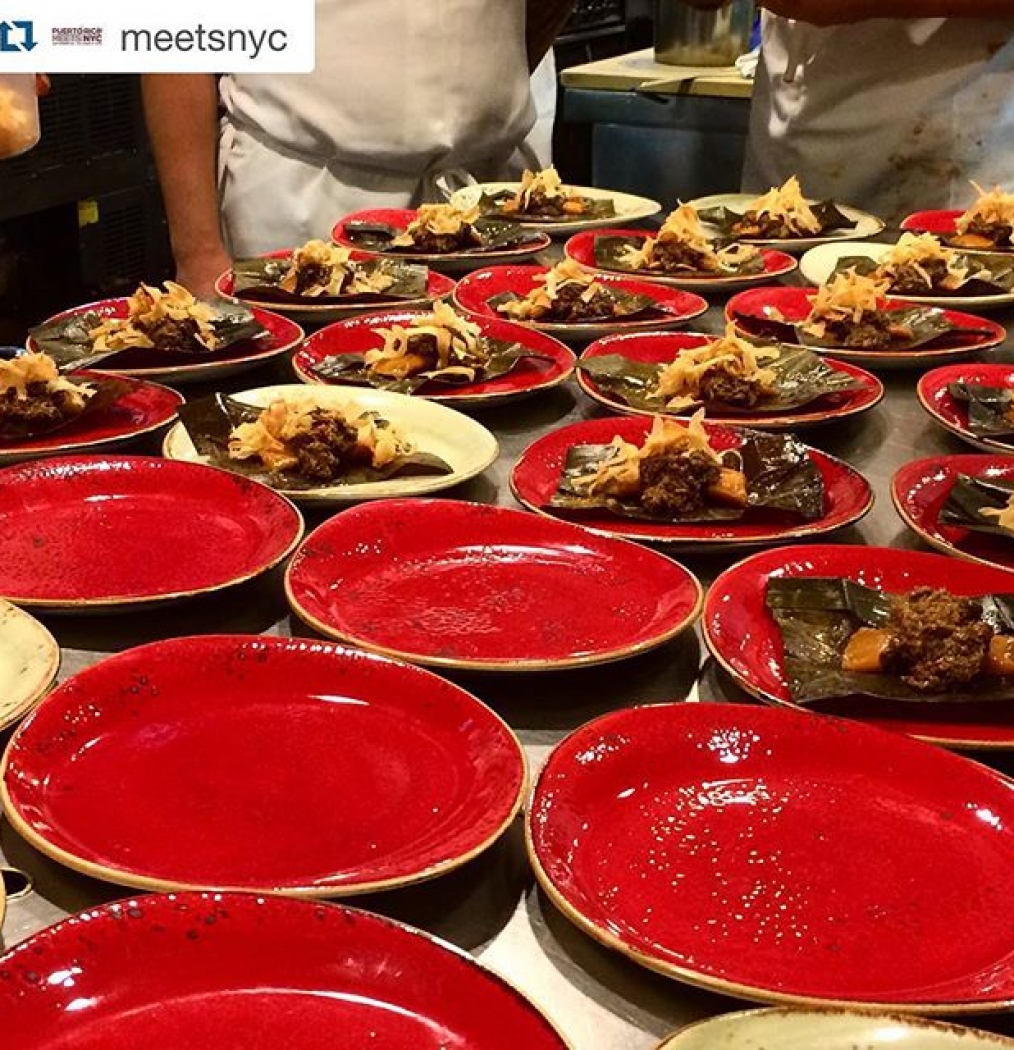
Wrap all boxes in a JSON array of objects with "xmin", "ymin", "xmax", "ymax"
[
  {"xmin": 292, "ymin": 308, "xmax": 576, "ymax": 405},
  {"xmin": 285, "ymin": 498, "xmax": 703, "ymax": 670},
  {"xmin": 28, "ymin": 300, "xmax": 304, "ymax": 384},
  {"xmin": 900, "ymin": 209, "xmax": 962, "ymax": 236},
  {"xmin": 704, "ymin": 544, "xmax": 1014, "ymax": 750},
  {"xmin": 511, "ymin": 415, "xmax": 873, "ymax": 548},
  {"xmin": 0, "ymin": 372, "xmax": 182, "ymax": 462},
  {"xmin": 2, "ymin": 636, "xmax": 526, "ymax": 894},
  {"xmin": 892, "ymin": 454, "xmax": 1014, "ymax": 573},
  {"xmin": 578, "ymin": 331, "xmax": 884, "ymax": 429},
  {"xmin": 332, "ymin": 208, "xmax": 552, "ymax": 270},
  {"xmin": 0, "ymin": 456, "xmax": 303, "ymax": 610},
  {"xmin": 727, "ymin": 286, "xmax": 1005, "ymax": 367},
  {"xmin": 215, "ymin": 248, "xmax": 457, "ymax": 321},
  {"xmin": 0, "ymin": 892, "xmax": 569, "ymax": 1049},
  {"xmin": 564, "ymin": 228, "xmax": 798, "ymax": 289},
  {"xmin": 453, "ymin": 265, "xmax": 708, "ymax": 340},
  {"xmin": 918, "ymin": 363, "xmax": 1014, "ymax": 452},
  {"xmin": 528, "ymin": 702, "xmax": 1014, "ymax": 1009}
]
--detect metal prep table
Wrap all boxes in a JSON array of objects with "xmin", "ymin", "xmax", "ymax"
[{"xmin": 3, "ymin": 264, "xmax": 1014, "ymax": 1048}]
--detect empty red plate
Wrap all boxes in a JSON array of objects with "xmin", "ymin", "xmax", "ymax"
[
  {"xmin": 510, "ymin": 415, "xmax": 873, "ymax": 548},
  {"xmin": 918, "ymin": 363, "xmax": 1014, "ymax": 452},
  {"xmin": 285, "ymin": 498, "xmax": 703, "ymax": 670},
  {"xmin": 292, "ymin": 308, "xmax": 576, "ymax": 405},
  {"xmin": 0, "ymin": 456, "xmax": 303, "ymax": 610},
  {"xmin": 727, "ymin": 286, "xmax": 1005, "ymax": 367},
  {"xmin": 892, "ymin": 454, "xmax": 1014, "ymax": 572},
  {"xmin": 704, "ymin": 544, "xmax": 1014, "ymax": 749},
  {"xmin": 528, "ymin": 701, "xmax": 1014, "ymax": 1010},
  {"xmin": 0, "ymin": 892, "xmax": 569, "ymax": 1049},
  {"xmin": 577, "ymin": 331, "xmax": 884, "ymax": 429},
  {"xmin": 1, "ymin": 636, "xmax": 526, "ymax": 894},
  {"xmin": 453, "ymin": 265, "xmax": 708, "ymax": 340},
  {"xmin": 564, "ymin": 228, "xmax": 798, "ymax": 289},
  {"xmin": 28, "ymin": 300, "xmax": 304, "ymax": 384}
]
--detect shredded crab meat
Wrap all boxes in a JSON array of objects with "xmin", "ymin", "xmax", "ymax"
[
  {"xmin": 956, "ymin": 182, "xmax": 1014, "ymax": 234},
  {"xmin": 367, "ymin": 300, "xmax": 487, "ymax": 375},
  {"xmin": 88, "ymin": 282, "xmax": 220, "ymax": 351},
  {"xmin": 512, "ymin": 166, "xmax": 566, "ymax": 209},
  {"xmin": 0, "ymin": 352, "xmax": 91, "ymax": 408},
  {"xmin": 743, "ymin": 176, "xmax": 822, "ymax": 235},
  {"xmin": 279, "ymin": 240, "xmax": 396, "ymax": 297},
  {"xmin": 801, "ymin": 269, "xmax": 890, "ymax": 338},
  {"xmin": 655, "ymin": 325, "xmax": 778, "ymax": 410},
  {"xmin": 393, "ymin": 203, "xmax": 480, "ymax": 246},
  {"xmin": 875, "ymin": 232, "xmax": 974, "ymax": 288},
  {"xmin": 571, "ymin": 411, "xmax": 720, "ymax": 496},
  {"xmin": 229, "ymin": 398, "xmax": 409, "ymax": 473}
]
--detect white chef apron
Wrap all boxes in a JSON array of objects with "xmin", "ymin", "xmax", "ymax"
[
  {"xmin": 217, "ymin": 0, "xmax": 553, "ymax": 256},
  {"xmin": 744, "ymin": 15, "xmax": 1014, "ymax": 225}
]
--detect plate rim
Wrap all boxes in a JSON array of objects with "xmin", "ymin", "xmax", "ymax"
[
  {"xmin": 917, "ymin": 366, "xmax": 1014, "ymax": 454},
  {"xmin": 283, "ymin": 499, "xmax": 704, "ymax": 672},
  {"xmin": 0, "ymin": 634, "xmax": 531, "ymax": 897},
  {"xmin": 0, "ymin": 599, "xmax": 60, "ymax": 732},
  {"xmin": 526, "ymin": 699, "xmax": 1014, "ymax": 1009}
]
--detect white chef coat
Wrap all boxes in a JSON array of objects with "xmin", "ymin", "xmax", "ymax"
[
  {"xmin": 744, "ymin": 15, "xmax": 1014, "ymax": 225},
  {"xmin": 218, "ymin": 0, "xmax": 554, "ymax": 255}
]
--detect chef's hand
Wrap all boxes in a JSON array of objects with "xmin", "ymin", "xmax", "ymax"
[
  {"xmin": 175, "ymin": 246, "xmax": 233, "ymax": 299},
  {"xmin": 35, "ymin": 75, "xmax": 50, "ymax": 96}
]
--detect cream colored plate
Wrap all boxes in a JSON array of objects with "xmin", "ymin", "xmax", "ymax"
[
  {"xmin": 162, "ymin": 384, "xmax": 499, "ymax": 506},
  {"xmin": 689, "ymin": 193, "xmax": 885, "ymax": 254},
  {"xmin": 451, "ymin": 182, "xmax": 661, "ymax": 235},
  {"xmin": 659, "ymin": 1008, "xmax": 1014, "ymax": 1050},
  {"xmin": 800, "ymin": 241, "xmax": 1014, "ymax": 310},
  {"xmin": 0, "ymin": 599, "xmax": 60, "ymax": 731}
]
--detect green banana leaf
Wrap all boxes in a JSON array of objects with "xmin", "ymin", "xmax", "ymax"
[
  {"xmin": 177, "ymin": 393, "xmax": 452, "ymax": 492},
  {"xmin": 478, "ymin": 190, "xmax": 616, "ymax": 223},
  {"xmin": 768, "ymin": 576, "xmax": 1014, "ymax": 704},
  {"xmin": 939, "ymin": 473, "xmax": 1014, "ymax": 538},
  {"xmin": 231, "ymin": 256, "xmax": 430, "ymax": 304},
  {"xmin": 342, "ymin": 217, "xmax": 543, "ymax": 254},
  {"xmin": 578, "ymin": 346, "xmax": 862, "ymax": 415},
  {"xmin": 834, "ymin": 253, "xmax": 1014, "ymax": 295},
  {"xmin": 549, "ymin": 430, "xmax": 824, "ymax": 523},
  {"xmin": 592, "ymin": 234, "xmax": 766, "ymax": 277},
  {"xmin": 698, "ymin": 199, "xmax": 857, "ymax": 238},
  {"xmin": 947, "ymin": 382, "xmax": 1014, "ymax": 442}
]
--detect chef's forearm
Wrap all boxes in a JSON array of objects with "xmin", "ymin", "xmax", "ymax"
[
  {"xmin": 526, "ymin": 0, "xmax": 574, "ymax": 70},
  {"xmin": 762, "ymin": 0, "xmax": 1014, "ymax": 23},
  {"xmin": 141, "ymin": 74, "xmax": 226, "ymax": 268}
]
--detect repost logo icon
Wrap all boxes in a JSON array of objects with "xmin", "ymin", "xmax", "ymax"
[{"xmin": 0, "ymin": 19, "xmax": 36, "ymax": 52}]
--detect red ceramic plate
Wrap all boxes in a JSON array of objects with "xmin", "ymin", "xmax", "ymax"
[
  {"xmin": 704, "ymin": 543, "xmax": 1014, "ymax": 750},
  {"xmin": 727, "ymin": 286, "xmax": 1005, "ymax": 368},
  {"xmin": 900, "ymin": 209, "xmax": 963, "ymax": 237},
  {"xmin": 0, "ymin": 456, "xmax": 303, "ymax": 610},
  {"xmin": 28, "ymin": 300, "xmax": 304, "ymax": 384},
  {"xmin": 528, "ymin": 701, "xmax": 1014, "ymax": 1010},
  {"xmin": 2, "ymin": 635, "xmax": 526, "ymax": 894},
  {"xmin": 285, "ymin": 498, "xmax": 703, "ymax": 671},
  {"xmin": 918, "ymin": 363, "xmax": 1014, "ymax": 452},
  {"xmin": 0, "ymin": 372, "xmax": 182, "ymax": 462},
  {"xmin": 215, "ymin": 248, "xmax": 457, "ymax": 321},
  {"xmin": 892, "ymin": 454, "xmax": 1014, "ymax": 573},
  {"xmin": 292, "ymin": 308, "xmax": 576, "ymax": 405},
  {"xmin": 0, "ymin": 892, "xmax": 569, "ymax": 1049},
  {"xmin": 578, "ymin": 331, "xmax": 884, "ymax": 429},
  {"xmin": 564, "ymin": 228, "xmax": 799, "ymax": 290},
  {"xmin": 332, "ymin": 207, "xmax": 552, "ymax": 270},
  {"xmin": 453, "ymin": 265, "xmax": 708, "ymax": 340},
  {"xmin": 510, "ymin": 416, "xmax": 873, "ymax": 549}
]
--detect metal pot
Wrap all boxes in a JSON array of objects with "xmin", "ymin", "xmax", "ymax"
[{"xmin": 654, "ymin": 0, "xmax": 755, "ymax": 67}]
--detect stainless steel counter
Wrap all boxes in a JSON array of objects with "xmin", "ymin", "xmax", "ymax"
[{"xmin": 5, "ymin": 290, "xmax": 1014, "ymax": 1047}]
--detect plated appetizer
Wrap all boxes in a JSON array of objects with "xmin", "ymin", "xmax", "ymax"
[
  {"xmin": 303, "ymin": 300, "xmax": 547, "ymax": 394},
  {"xmin": 482, "ymin": 166, "xmax": 615, "ymax": 223},
  {"xmin": 0, "ymin": 351, "xmax": 113, "ymax": 438},
  {"xmin": 942, "ymin": 376, "xmax": 1014, "ymax": 447},
  {"xmin": 903, "ymin": 184, "xmax": 1014, "ymax": 253},
  {"xmin": 578, "ymin": 326, "xmax": 865, "ymax": 418},
  {"xmin": 494, "ymin": 259, "xmax": 658, "ymax": 325},
  {"xmin": 768, "ymin": 575, "xmax": 1014, "ymax": 703},
  {"xmin": 550, "ymin": 413, "xmax": 824, "ymax": 524}
]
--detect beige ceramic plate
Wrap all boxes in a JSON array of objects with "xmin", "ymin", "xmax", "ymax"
[
  {"xmin": 659, "ymin": 1008, "xmax": 1014, "ymax": 1050},
  {"xmin": 689, "ymin": 193, "xmax": 885, "ymax": 253},
  {"xmin": 163, "ymin": 384, "xmax": 499, "ymax": 506},
  {"xmin": 0, "ymin": 599, "xmax": 59, "ymax": 731},
  {"xmin": 800, "ymin": 241, "xmax": 1014, "ymax": 310},
  {"xmin": 451, "ymin": 182, "xmax": 661, "ymax": 235}
]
